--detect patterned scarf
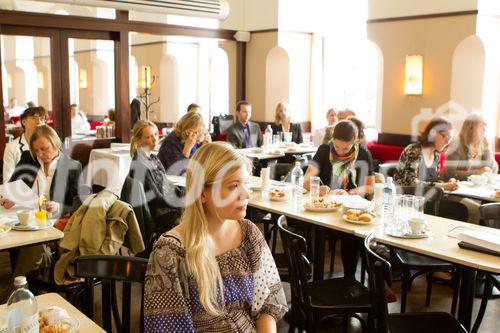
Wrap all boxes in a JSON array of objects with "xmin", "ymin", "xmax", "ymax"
[{"xmin": 329, "ymin": 142, "xmax": 359, "ymax": 189}]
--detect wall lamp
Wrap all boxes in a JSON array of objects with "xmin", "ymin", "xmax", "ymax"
[
  {"xmin": 404, "ymin": 54, "xmax": 423, "ymax": 95},
  {"xmin": 79, "ymin": 69, "xmax": 88, "ymax": 89}
]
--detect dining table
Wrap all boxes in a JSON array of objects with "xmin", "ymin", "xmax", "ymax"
[
  {"xmin": 247, "ymin": 185, "xmax": 500, "ymax": 331},
  {"xmin": 447, "ymin": 175, "xmax": 500, "ymax": 203},
  {"xmin": 0, "ymin": 293, "xmax": 105, "ymax": 332}
]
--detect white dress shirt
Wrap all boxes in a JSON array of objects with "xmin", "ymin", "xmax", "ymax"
[
  {"xmin": 71, "ymin": 113, "xmax": 91, "ymax": 135},
  {"xmin": 3, "ymin": 134, "xmax": 29, "ymax": 182}
]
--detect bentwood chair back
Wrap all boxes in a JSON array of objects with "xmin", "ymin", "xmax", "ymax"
[
  {"xmin": 364, "ymin": 234, "xmax": 468, "ymax": 333},
  {"xmin": 75, "ymin": 255, "xmax": 149, "ymax": 333}
]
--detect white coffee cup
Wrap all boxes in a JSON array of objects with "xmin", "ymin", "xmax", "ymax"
[
  {"xmin": 408, "ymin": 218, "xmax": 426, "ymax": 235},
  {"xmin": 17, "ymin": 209, "xmax": 34, "ymax": 226},
  {"xmin": 468, "ymin": 174, "xmax": 487, "ymax": 186}
]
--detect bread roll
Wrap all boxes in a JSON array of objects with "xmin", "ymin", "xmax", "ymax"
[{"xmin": 358, "ymin": 213, "xmax": 373, "ymax": 222}]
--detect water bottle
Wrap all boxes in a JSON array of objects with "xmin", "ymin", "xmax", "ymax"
[
  {"xmin": 381, "ymin": 177, "xmax": 396, "ymax": 227},
  {"xmin": 290, "ymin": 161, "xmax": 304, "ymax": 211},
  {"xmin": 7, "ymin": 276, "xmax": 39, "ymax": 333},
  {"xmin": 263, "ymin": 125, "xmax": 273, "ymax": 151}
]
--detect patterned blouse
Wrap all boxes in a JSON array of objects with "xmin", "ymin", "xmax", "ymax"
[
  {"xmin": 393, "ymin": 143, "xmax": 441, "ymax": 186},
  {"xmin": 143, "ymin": 219, "xmax": 288, "ymax": 332}
]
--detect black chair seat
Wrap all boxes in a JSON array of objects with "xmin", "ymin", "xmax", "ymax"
[
  {"xmin": 389, "ymin": 312, "xmax": 467, "ymax": 333},
  {"xmin": 394, "ymin": 250, "xmax": 453, "ymax": 269},
  {"xmin": 309, "ymin": 278, "xmax": 371, "ymax": 310}
]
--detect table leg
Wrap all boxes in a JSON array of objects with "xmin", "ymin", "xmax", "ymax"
[
  {"xmin": 313, "ymin": 226, "xmax": 325, "ymax": 281},
  {"xmin": 457, "ymin": 266, "xmax": 476, "ymax": 331}
]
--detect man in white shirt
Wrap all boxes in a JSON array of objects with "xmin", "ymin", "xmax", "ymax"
[
  {"xmin": 6, "ymin": 98, "xmax": 26, "ymax": 118},
  {"xmin": 70, "ymin": 103, "xmax": 91, "ymax": 136}
]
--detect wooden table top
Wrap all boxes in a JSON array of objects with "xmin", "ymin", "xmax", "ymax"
[
  {"xmin": 0, "ymin": 293, "xmax": 105, "ymax": 332},
  {"xmin": 248, "ymin": 190, "xmax": 500, "ymax": 274},
  {"xmin": 238, "ymin": 145, "xmax": 317, "ymax": 160},
  {"xmin": 0, "ymin": 227, "xmax": 63, "ymax": 251}
]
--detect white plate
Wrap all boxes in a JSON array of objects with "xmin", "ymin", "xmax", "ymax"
[
  {"xmin": 40, "ymin": 314, "xmax": 80, "ymax": 333},
  {"xmin": 385, "ymin": 229, "xmax": 431, "ymax": 239},
  {"xmin": 304, "ymin": 204, "xmax": 341, "ymax": 212},
  {"xmin": 12, "ymin": 222, "xmax": 53, "ymax": 231},
  {"xmin": 269, "ymin": 196, "xmax": 288, "ymax": 202},
  {"xmin": 342, "ymin": 214, "xmax": 375, "ymax": 225}
]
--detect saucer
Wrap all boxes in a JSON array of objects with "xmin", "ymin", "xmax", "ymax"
[
  {"xmin": 385, "ymin": 229, "xmax": 431, "ymax": 239},
  {"xmin": 12, "ymin": 222, "xmax": 53, "ymax": 231}
]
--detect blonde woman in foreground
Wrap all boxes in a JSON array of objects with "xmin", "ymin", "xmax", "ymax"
[{"xmin": 143, "ymin": 142, "xmax": 287, "ymax": 332}]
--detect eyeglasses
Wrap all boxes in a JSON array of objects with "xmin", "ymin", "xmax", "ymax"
[
  {"xmin": 438, "ymin": 131, "xmax": 452, "ymax": 141},
  {"xmin": 29, "ymin": 115, "xmax": 46, "ymax": 121}
]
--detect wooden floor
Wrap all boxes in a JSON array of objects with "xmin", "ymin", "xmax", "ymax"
[{"xmin": 1, "ymin": 244, "xmax": 498, "ymax": 333}]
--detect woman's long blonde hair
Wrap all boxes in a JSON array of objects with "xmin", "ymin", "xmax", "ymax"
[
  {"xmin": 274, "ymin": 101, "xmax": 290, "ymax": 125},
  {"xmin": 181, "ymin": 142, "xmax": 252, "ymax": 315},
  {"xmin": 130, "ymin": 120, "xmax": 157, "ymax": 157},
  {"xmin": 459, "ymin": 112, "xmax": 486, "ymax": 150},
  {"xmin": 174, "ymin": 112, "xmax": 205, "ymax": 143}
]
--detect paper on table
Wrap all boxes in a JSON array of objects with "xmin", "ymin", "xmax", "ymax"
[
  {"xmin": 457, "ymin": 229, "xmax": 500, "ymax": 253},
  {"xmin": 329, "ymin": 194, "xmax": 371, "ymax": 208},
  {"xmin": 0, "ymin": 180, "xmax": 38, "ymax": 209}
]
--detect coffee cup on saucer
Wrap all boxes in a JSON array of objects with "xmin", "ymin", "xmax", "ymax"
[
  {"xmin": 468, "ymin": 174, "xmax": 487, "ymax": 186},
  {"xmin": 408, "ymin": 218, "xmax": 426, "ymax": 235},
  {"xmin": 17, "ymin": 209, "xmax": 34, "ymax": 226}
]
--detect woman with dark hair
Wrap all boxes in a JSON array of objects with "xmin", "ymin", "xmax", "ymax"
[
  {"xmin": 304, "ymin": 120, "xmax": 375, "ymax": 198},
  {"xmin": 394, "ymin": 117, "xmax": 458, "ymax": 191},
  {"xmin": 3, "ymin": 106, "xmax": 46, "ymax": 181},
  {"xmin": 130, "ymin": 98, "xmax": 141, "ymax": 126},
  {"xmin": 303, "ymin": 120, "xmax": 375, "ymax": 279},
  {"xmin": 348, "ymin": 117, "xmax": 367, "ymax": 147}
]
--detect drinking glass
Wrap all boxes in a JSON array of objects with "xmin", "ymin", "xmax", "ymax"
[
  {"xmin": 273, "ymin": 134, "xmax": 281, "ymax": 148},
  {"xmin": 413, "ymin": 196, "xmax": 425, "ymax": 220},
  {"xmin": 35, "ymin": 209, "xmax": 47, "ymax": 226},
  {"xmin": 391, "ymin": 194, "xmax": 404, "ymax": 233},
  {"xmin": 284, "ymin": 132, "xmax": 293, "ymax": 143},
  {"xmin": 309, "ymin": 176, "xmax": 320, "ymax": 203}
]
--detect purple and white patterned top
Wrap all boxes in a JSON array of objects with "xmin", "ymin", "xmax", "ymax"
[{"xmin": 143, "ymin": 219, "xmax": 287, "ymax": 332}]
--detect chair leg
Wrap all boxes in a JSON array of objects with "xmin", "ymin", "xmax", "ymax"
[
  {"xmin": 472, "ymin": 275, "xmax": 493, "ymax": 333},
  {"xmin": 401, "ymin": 268, "xmax": 410, "ymax": 313},
  {"xmin": 342, "ymin": 315, "xmax": 349, "ymax": 333},
  {"xmin": 425, "ymin": 272, "xmax": 433, "ymax": 306}
]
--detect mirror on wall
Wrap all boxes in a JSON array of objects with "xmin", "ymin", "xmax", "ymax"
[
  {"xmin": 68, "ymin": 38, "xmax": 115, "ymax": 138},
  {"xmin": 1, "ymin": 35, "xmax": 52, "ymax": 141}
]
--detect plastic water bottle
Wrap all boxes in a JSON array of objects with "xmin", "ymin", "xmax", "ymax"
[
  {"xmin": 381, "ymin": 177, "xmax": 396, "ymax": 227},
  {"xmin": 263, "ymin": 125, "xmax": 273, "ymax": 151},
  {"xmin": 7, "ymin": 276, "xmax": 39, "ymax": 333},
  {"xmin": 290, "ymin": 161, "xmax": 304, "ymax": 211}
]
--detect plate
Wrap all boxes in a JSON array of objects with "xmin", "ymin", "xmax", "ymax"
[
  {"xmin": 12, "ymin": 222, "xmax": 53, "ymax": 231},
  {"xmin": 385, "ymin": 229, "xmax": 431, "ymax": 239},
  {"xmin": 342, "ymin": 214, "xmax": 374, "ymax": 225},
  {"xmin": 270, "ymin": 196, "xmax": 288, "ymax": 202},
  {"xmin": 304, "ymin": 205, "xmax": 340, "ymax": 212},
  {"xmin": 40, "ymin": 313, "xmax": 80, "ymax": 333}
]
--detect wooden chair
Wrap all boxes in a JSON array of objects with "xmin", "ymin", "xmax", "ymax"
[
  {"xmin": 75, "ymin": 255, "xmax": 149, "ymax": 333},
  {"xmin": 278, "ymin": 216, "xmax": 372, "ymax": 332},
  {"xmin": 393, "ymin": 186, "xmax": 459, "ymax": 313},
  {"xmin": 363, "ymin": 234, "xmax": 468, "ymax": 333},
  {"xmin": 471, "ymin": 203, "xmax": 500, "ymax": 333}
]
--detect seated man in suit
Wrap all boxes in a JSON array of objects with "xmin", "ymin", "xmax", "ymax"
[{"xmin": 226, "ymin": 100, "xmax": 263, "ymax": 148}]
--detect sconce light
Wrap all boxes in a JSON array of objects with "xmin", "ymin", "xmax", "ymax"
[
  {"xmin": 79, "ymin": 69, "xmax": 88, "ymax": 89},
  {"xmin": 404, "ymin": 54, "xmax": 423, "ymax": 95},
  {"xmin": 37, "ymin": 72, "xmax": 44, "ymax": 89},
  {"xmin": 140, "ymin": 65, "xmax": 152, "ymax": 89},
  {"xmin": 7, "ymin": 74, "xmax": 12, "ymax": 88}
]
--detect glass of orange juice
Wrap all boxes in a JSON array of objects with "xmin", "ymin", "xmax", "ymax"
[{"xmin": 35, "ymin": 209, "xmax": 47, "ymax": 226}]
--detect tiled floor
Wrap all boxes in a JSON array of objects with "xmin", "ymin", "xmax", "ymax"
[{"xmin": 1, "ymin": 244, "xmax": 498, "ymax": 333}]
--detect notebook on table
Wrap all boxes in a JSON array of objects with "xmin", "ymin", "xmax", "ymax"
[{"xmin": 457, "ymin": 230, "xmax": 500, "ymax": 257}]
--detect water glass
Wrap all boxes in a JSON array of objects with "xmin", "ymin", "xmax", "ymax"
[
  {"xmin": 273, "ymin": 134, "xmax": 281, "ymax": 148},
  {"xmin": 284, "ymin": 132, "xmax": 293, "ymax": 143},
  {"xmin": 391, "ymin": 194, "xmax": 404, "ymax": 232},
  {"xmin": 309, "ymin": 176, "xmax": 320, "ymax": 202},
  {"xmin": 413, "ymin": 196, "xmax": 425, "ymax": 220}
]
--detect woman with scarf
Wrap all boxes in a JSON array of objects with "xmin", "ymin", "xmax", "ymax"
[{"xmin": 303, "ymin": 120, "xmax": 374, "ymax": 278}]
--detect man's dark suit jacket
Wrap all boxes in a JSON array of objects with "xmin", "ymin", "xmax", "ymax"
[
  {"xmin": 10, "ymin": 151, "xmax": 83, "ymax": 216},
  {"xmin": 226, "ymin": 121, "xmax": 263, "ymax": 149}
]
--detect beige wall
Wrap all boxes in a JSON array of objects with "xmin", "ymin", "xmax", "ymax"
[
  {"xmin": 368, "ymin": 0, "xmax": 477, "ymax": 20},
  {"xmin": 245, "ymin": 31, "xmax": 278, "ymax": 122},
  {"xmin": 219, "ymin": 40, "xmax": 237, "ymax": 114},
  {"xmin": 368, "ymin": 14, "xmax": 477, "ymax": 135}
]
